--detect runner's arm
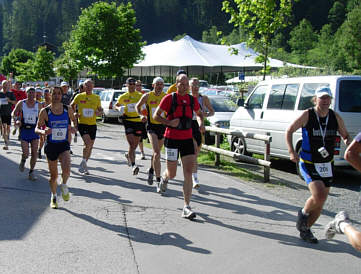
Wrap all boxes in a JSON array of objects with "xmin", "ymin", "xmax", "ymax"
[
  {"xmin": 136, "ymin": 93, "xmax": 149, "ymax": 122},
  {"xmin": 285, "ymin": 110, "xmax": 308, "ymax": 162},
  {"xmin": 335, "ymin": 112, "xmax": 352, "ymax": 146},
  {"xmin": 345, "ymin": 138, "xmax": 361, "ymax": 172},
  {"xmin": 153, "ymin": 106, "xmax": 179, "ymax": 128},
  {"xmin": 35, "ymin": 109, "xmax": 51, "ymax": 136},
  {"xmin": 202, "ymin": 95, "xmax": 215, "ymax": 117}
]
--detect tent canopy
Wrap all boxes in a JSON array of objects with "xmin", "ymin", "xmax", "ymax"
[{"xmin": 130, "ymin": 35, "xmax": 311, "ymax": 77}]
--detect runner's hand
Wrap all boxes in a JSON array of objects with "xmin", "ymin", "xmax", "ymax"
[
  {"xmin": 290, "ymin": 151, "xmax": 299, "ymax": 163},
  {"xmin": 168, "ymin": 118, "xmax": 180, "ymax": 128},
  {"xmin": 44, "ymin": 127, "xmax": 52, "ymax": 136}
]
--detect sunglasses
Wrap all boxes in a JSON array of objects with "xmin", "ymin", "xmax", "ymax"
[{"xmin": 128, "ymin": 82, "xmax": 135, "ymax": 85}]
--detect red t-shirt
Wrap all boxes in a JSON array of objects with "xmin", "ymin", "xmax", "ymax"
[
  {"xmin": 11, "ymin": 89, "xmax": 27, "ymax": 110},
  {"xmin": 159, "ymin": 93, "xmax": 199, "ymax": 140}
]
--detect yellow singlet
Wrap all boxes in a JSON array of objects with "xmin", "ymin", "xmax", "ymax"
[
  {"xmin": 117, "ymin": 91, "xmax": 143, "ymax": 122},
  {"xmin": 72, "ymin": 92, "xmax": 101, "ymax": 125}
]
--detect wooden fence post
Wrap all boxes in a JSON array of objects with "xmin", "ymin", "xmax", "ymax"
[
  {"xmin": 264, "ymin": 132, "xmax": 271, "ymax": 182},
  {"xmin": 215, "ymin": 133, "xmax": 221, "ymax": 166}
]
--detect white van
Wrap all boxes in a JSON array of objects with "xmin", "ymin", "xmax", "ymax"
[{"xmin": 228, "ymin": 75, "xmax": 361, "ymax": 169}]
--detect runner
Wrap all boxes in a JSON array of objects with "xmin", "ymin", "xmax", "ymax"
[
  {"xmin": 70, "ymin": 79, "xmax": 103, "ymax": 175},
  {"xmin": 324, "ymin": 132, "xmax": 361, "ymax": 252},
  {"xmin": 166, "ymin": 70, "xmax": 187, "ymax": 94},
  {"xmin": 136, "ymin": 77, "xmax": 166, "ymax": 188},
  {"xmin": 38, "ymin": 88, "xmax": 51, "ymax": 159},
  {"xmin": 35, "ymin": 86, "xmax": 77, "ymax": 208},
  {"xmin": 286, "ymin": 86, "xmax": 351, "ymax": 243},
  {"xmin": 189, "ymin": 77, "xmax": 214, "ymax": 188},
  {"xmin": 11, "ymin": 87, "xmax": 41, "ymax": 180},
  {"xmin": 115, "ymin": 77, "xmax": 145, "ymax": 175},
  {"xmin": 135, "ymin": 79, "xmax": 147, "ymax": 160},
  {"xmin": 154, "ymin": 74, "xmax": 204, "ymax": 219},
  {"xmin": 10, "ymin": 81, "xmax": 27, "ymax": 138},
  {"xmin": 0, "ymin": 80, "xmax": 16, "ymax": 150}
]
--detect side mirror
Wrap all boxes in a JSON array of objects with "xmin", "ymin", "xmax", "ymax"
[{"xmin": 237, "ymin": 98, "xmax": 245, "ymax": 107}]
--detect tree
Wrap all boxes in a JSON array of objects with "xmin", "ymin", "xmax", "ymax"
[
  {"xmin": 222, "ymin": 0, "xmax": 297, "ymax": 79},
  {"xmin": 64, "ymin": 1, "xmax": 144, "ymax": 78},
  {"xmin": 1, "ymin": 48, "xmax": 34, "ymax": 76},
  {"xmin": 32, "ymin": 46, "xmax": 55, "ymax": 81},
  {"xmin": 54, "ymin": 53, "xmax": 80, "ymax": 85}
]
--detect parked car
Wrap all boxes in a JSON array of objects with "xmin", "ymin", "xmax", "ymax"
[
  {"xmin": 204, "ymin": 95, "xmax": 237, "ymax": 145},
  {"xmin": 227, "ymin": 75, "xmax": 361, "ymax": 175},
  {"xmin": 93, "ymin": 87, "xmax": 105, "ymax": 96},
  {"xmin": 99, "ymin": 89, "xmax": 125, "ymax": 122},
  {"xmin": 200, "ymin": 88, "xmax": 226, "ymax": 96}
]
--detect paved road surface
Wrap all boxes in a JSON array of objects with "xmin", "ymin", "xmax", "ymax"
[{"xmin": 1, "ymin": 123, "xmax": 360, "ymax": 274}]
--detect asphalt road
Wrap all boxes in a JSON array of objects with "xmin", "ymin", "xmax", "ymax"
[{"xmin": 1, "ymin": 121, "xmax": 360, "ymax": 274}]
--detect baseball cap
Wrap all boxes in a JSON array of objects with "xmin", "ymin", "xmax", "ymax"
[
  {"xmin": 26, "ymin": 87, "xmax": 35, "ymax": 93},
  {"xmin": 315, "ymin": 87, "xmax": 332, "ymax": 98},
  {"xmin": 152, "ymin": 77, "xmax": 164, "ymax": 84},
  {"xmin": 126, "ymin": 77, "xmax": 136, "ymax": 84},
  {"xmin": 35, "ymin": 88, "xmax": 43, "ymax": 94},
  {"xmin": 176, "ymin": 69, "xmax": 187, "ymax": 76},
  {"xmin": 60, "ymin": 81, "xmax": 69, "ymax": 87}
]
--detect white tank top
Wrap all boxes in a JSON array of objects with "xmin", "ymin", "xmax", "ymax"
[{"xmin": 22, "ymin": 100, "xmax": 39, "ymax": 125}]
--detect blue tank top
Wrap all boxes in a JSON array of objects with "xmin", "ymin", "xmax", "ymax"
[{"xmin": 45, "ymin": 105, "xmax": 70, "ymax": 143}]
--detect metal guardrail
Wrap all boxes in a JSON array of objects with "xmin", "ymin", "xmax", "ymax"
[{"xmin": 202, "ymin": 126, "xmax": 272, "ymax": 182}]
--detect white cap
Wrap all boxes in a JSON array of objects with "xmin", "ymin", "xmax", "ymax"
[
  {"xmin": 60, "ymin": 81, "xmax": 69, "ymax": 87},
  {"xmin": 152, "ymin": 77, "xmax": 164, "ymax": 84},
  {"xmin": 315, "ymin": 86, "xmax": 332, "ymax": 98}
]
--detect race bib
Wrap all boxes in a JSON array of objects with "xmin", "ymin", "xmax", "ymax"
[
  {"xmin": 83, "ymin": 108, "xmax": 94, "ymax": 117},
  {"xmin": 24, "ymin": 113, "xmax": 37, "ymax": 124},
  {"xmin": 165, "ymin": 147, "xmax": 178, "ymax": 161},
  {"xmin": 315, "ymin": 162, "xmax": 332, "ymax": 177},
  {"xmin": 52, "ymin": 128, "xmax": 67, "ymax": 141},
  {"xmin": 0, "ymin": 98, "xmax": 8, "ymax": 105},
  {"xmin": 127, "ymin": 103, "xmax": 136, "ymax": 113}
]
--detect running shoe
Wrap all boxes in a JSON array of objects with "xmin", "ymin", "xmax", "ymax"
[
  {"xmin": 147, "ymin": 168, "xmax": 154, "ymax": 185},
  {"xmin": 300, "ymin": 229, "xmax": 318, "ymax": 244},
  {"xmin": 28, "ymin": 172, "xmax": 37, "ymax": 181},
  {"xmin": 3, "ymin": 145, "xmax": 8, "ymax": 150},
  {"xmin": 84, "ymin": 166, "xmax": 90, "ymax": 175},
  {"xmin": 160, "ymin": 176, "xmax": 168, "ymax": 192},
  {"xmin": 296, "ymin": 209, "xmax": 308, "ymax": 232},
  {"xmin": 19, "ymin": 159, "xmax": 25, "ymax": 172},
  {"xmin": 140, "ymin": 153, "xmax": 146, "ymax": 160},
  {"xmin": 324, "ymin": 211, "xmax": 350, "ymax": 240},
  {"xmin": 132, "ymin": 165, "xmax": 139, "ymax": 176},
  {"xmin": 125, "ymin": 153, "xmax": 131, "ymax": 166},
  {"xmin": 60, "ymin": 184, "xmax": 70, "ymax": 201},
  {"xmin": 182, "ymin": 206, "xmax": 196, "ymax": 220},
  {"xmin": 156, "ymin": 181, "xmax": 162, "ymax": 193},
  {"xmin": 50, "ymin": 197, "xmax": 58, "ymax": 209},
  {"xmin": 74, "ymin": 133, "xmax": 77, "ymax": 143},
  {"xmin": 12, "ymin": 127, "xmax": 17, "ymax": 135},
  {"xmin": 78, "ymin": 160, "xmax": 87, "ymax": 173},
  {"xmin": 192, "ymin": 175, "xmax": 200, "ymax": 189}
]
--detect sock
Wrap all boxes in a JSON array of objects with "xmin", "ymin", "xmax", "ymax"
[
  {"xmin": 149, "ymin": 167, "xmax": 154, "ymax": 174},
  {"xmin": 51, "ymin": 193, "xmax": 56, "ymax": 200},
  {"xmin": 302, "ymin": 208, "xmax": 309, "ymax": 216},
  {"xmin": 131, "ymin": 162, "xmax": 135, "ymax": 167},
  {"xmin": 29, "ymin": 169, "xmax": 33, "ymax": 174},
  {"xmin": 156, "ymin": 177, "xmax": 161, "ymax": 182},
  {"xmin": 339, "ymin": 222, "xmax": 350, "ymax": 233}
]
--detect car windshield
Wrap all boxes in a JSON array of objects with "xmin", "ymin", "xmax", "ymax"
[
  {"xmin": 113, "ymin": 91, "xmax": 123, "ymax": 101},
  {"xmin": 208, "ymin": 96, "xmax": 237, "ymax": 112},
  {"xmin": 339, "ymin": 80, "xmax": 361, "ymax": 112}
]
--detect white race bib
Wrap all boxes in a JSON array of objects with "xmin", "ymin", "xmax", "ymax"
[
  {"xmin": 24, "ymin": 113, "xmax": 37, "ymax": 124},
  {"xmin": 0, "ymin": 98, "xmax": 8, "ymax": 105},
  {"xmin": 127, "ymin": 103, "xmax": 136, "ymax": 113},
  {"xmin": 52, "ymin": 128, "xmax": 67, "ymax": 141},
  {"xmin": 83, "ymin": 108, "xmax": 94, "ymax": 117},
  {"xmin": 315, "ymin": 162, "xmax": 332, "ymax": 177},
  {"xmin": 165, "ymin": 147, "xmax": 178, "ymax": 161}
]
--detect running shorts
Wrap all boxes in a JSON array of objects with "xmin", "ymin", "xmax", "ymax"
[
  {"xmin": 45, "ymin": 141, "xmax": 70, "ymax": 161},
  {"xmin": 20, "ymin": 128, "xmax": 39, "ymax": 142},
  {"xmin": 164, "ymin": 138, "xmax": 194, "ymax": 161},
  {"xmin": 147, "ymin": 123, "xmax": 165, "ymax": 140},
  {"xmin": 192, "ymin": 120, "xmax": 202, "ymax": 147},
  {"xmin": 299, "ymin": 161, "xmax": 333, "ymax": 187},
  {"xmin": 123, "ymin": 120, "xmax": 146, "ymax": 137},
  {"xmin": 0, "ymin": 115, "xmax": 11, "ymax": 125},
  {"xmin": 78, "ymin": 124, "xmax": 97, "ymax": 140}
]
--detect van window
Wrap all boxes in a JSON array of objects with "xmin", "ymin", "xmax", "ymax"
[
  {"xmin": 339, "ymin": 80, "xmax": 361, "ymax": 112},
  {"xmin": 100, "ymin": 91, "xmax": 107, "ymax": 101},
  {"xmin": 267, "ymin": 84, "xmax": 299, "ymax": 110},
  {"xmin": 298, "ymin": 83, "xmax": 330, "ymax": 110},
  {"xmin": 247, "ymin": 85, "xmax": 267, "ymax": 109}
]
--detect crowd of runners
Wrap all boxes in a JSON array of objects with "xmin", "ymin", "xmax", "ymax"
[{"xmin": 1, "ymin": 72, "xmax": 361, "ymax": 252}]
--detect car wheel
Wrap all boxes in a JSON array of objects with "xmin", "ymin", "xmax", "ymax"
[
  {"xmin": 102, "ymin": 114, "xmax": 109, "ymax": 123},
  {"xmin": 231, "ymin": 136, "xmax": 250, "ymax": 160}
]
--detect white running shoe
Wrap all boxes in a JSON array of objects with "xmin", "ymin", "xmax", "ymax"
[
  {"xmin": 192, "ymin": 175, "xmax": 200, "ymax": 189},
  {"xmin": 160, "ymin": 176, "xmax": 168, "ymax": 192},
  {"xmin": 324, "ymin": 211, "xmax": 351, "ymax": 240},
  {"xmin": 182, "ymin": 206, "xmax": 196, "ymax": 220},
  {"xmin": 79, "ymin": 160, "xmax": 87, "ymax": 173},
  {"xmin": 28, "ymin": 172, "xmax": 37, "ymax": 181}
]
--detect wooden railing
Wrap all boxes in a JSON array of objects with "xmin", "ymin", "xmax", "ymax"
[{"xmin": 202, "ymin": 126, "xmax": 272, "ymax": 182}]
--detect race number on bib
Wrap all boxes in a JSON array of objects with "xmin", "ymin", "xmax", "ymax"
[
  {"xmin": 315, "ymin": 162, "xmax": 332, "ymax": 177},
  {"xmin": 83, "ymin": 108, "xmax": 94, "ymax": 117},
  {"xmin": 24, "ymin": 113, "xmax": 36, "ymax": 124},
  {"xmin": 151, "ymin": 107, "xmax": 165, "ymax": 118},
  {"xmin": 52, "ymin": 128, "xmax": 67, "ymax": 141},
  {"xmin": 165, "ymin": 147, "xmax": 178, "ymax": 161},
  {"xmin": 127, "ymin": 103, "xmax": 136, "ymax": 113}
]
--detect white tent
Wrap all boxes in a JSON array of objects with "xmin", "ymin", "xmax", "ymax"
[{"xmin": 129, "ymin": 35, "xmax": 312, "ymax": 77}]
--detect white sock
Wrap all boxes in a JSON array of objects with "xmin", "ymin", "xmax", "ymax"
[
  {"xmin": 339, "ymin": 222, "xmax": 350, "ymax": 233},
  {"xmin": 302, "ymin": 208, "xmax": 309, "ymax": 216},
  {"xmin": 51, "ymin": 193, "xmax": 56, "ymax": 200},
  {"xmin": 192, "ymin": 173, "xmax": 198, "ymax": 179}
]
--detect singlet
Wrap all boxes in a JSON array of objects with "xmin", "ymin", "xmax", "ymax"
[
  {"xmin": 72, "ymin": 92, "xmax": 101, "ymax": 125},
  {"xmin": 146, "ymin": 91, "xmax": 166, "ymax": 125},
  {"xmin": 21, "ymin": 100, "xmax": 39, "ymax": 129},
  {"xmin": 192, "ymin": 95, "xmax": 203, "ymax": 120},
  {"xmin": 116, "ymin": 91, "xmax": 143, "ymax": 122},
  {"xmin": 45, "ymin": 105, "xmax": 70, "ymax": 143},
  {"xmin": 300, "ymin": 108, "xmax": 338, "ymax": 163}
]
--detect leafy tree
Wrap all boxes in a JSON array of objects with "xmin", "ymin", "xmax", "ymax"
[
  {"xmin": 328, "ymin": 1, "xmax": 346, "ymax": 33},
  {"xmin": 64, "ymin": 1, "xmax": 144, "ymax": 78},
  {"xmin": 54, "ymin": 53, "xmax": 80, "ymax": 85},
  {"xmin": 222, "ymin": 0, "xmax": 297, "ymax": 79},
  {"xmin": 32, "ymin": 46, "xmax": 55, "ymax": 80},
  {"xmin": 288, "ymin": 19, "xmax": 318, "ymax": 64},
  {"xmin": 202, "ymin": 26, "xmax": 220, "ymax": 44},
  {"xmin": 333, "ymin": 4, "xmax": 361, "ymax": 72},
  {"xmin": 16, "ymin": 59, "xmax": 36, "ymax": 82},
  {"xmin": 1, "ymin": 48, "xmax": 34, "ymax": 76}
]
